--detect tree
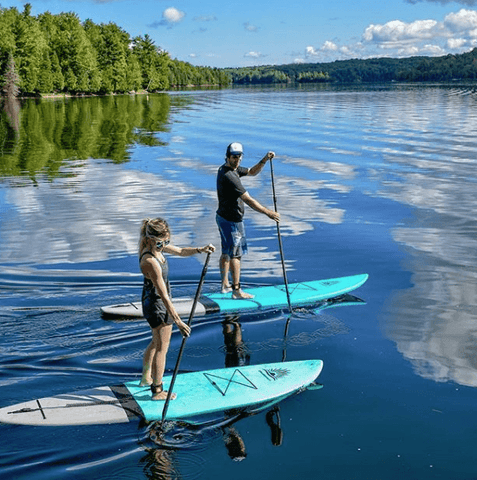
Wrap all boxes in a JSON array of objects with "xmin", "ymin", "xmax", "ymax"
[
  {"xmin": 50, "ymin": 52, "xmax": 65, "ymax": 92},
  {"xmin": 36, "ymin": 49, "xmax": 54, "ymax": 93},
  {"xmin": 85, "ymin": 21, "xmax": 134, "ymax": 93},
  {"xmin": 44, "ymin": 12, "xmax": 100, "ymax": 93},
  {"xmin": 11, "ymin": 4, "xmax": 50, "ymax": 93},
  {"xmin": 132, "ymin": 34, "xmax": 170, "ymax": 91},
  {"xmin": 2, "ymin": 53, "xmax": 20, "ymax": 97},
  {"xmin": 0, "ymin": 6, "xmax": 19, "ymax": 56}
]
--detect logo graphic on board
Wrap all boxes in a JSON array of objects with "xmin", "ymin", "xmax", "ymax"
[
  {"xmin": 261, "ymin": 368, "xmax": 290, "ymax": 381},
  {"xmin": 204, "ymin": 369, "xmax": 257, "ymax": 396}
]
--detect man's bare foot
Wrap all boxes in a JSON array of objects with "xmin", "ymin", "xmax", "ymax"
[
  {"xmin": 232, "ymin": 288, "xmax": 254, "ymax": 299},
  {"xmin": 221, "ymin": 285, "xmax": 232, "ymax": 294}
]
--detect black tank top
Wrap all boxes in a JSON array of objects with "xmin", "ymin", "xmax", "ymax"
[{"xmin": 140, "ymin": 252, "xmax": 171, "ymax": 322}]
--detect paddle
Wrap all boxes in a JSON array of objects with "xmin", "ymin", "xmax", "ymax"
[
  {"xmin": 161, "ymin": 251, "xmax": 212, "ymax": 423},
  {"xmin": 269, "ymin": 156, "xmax": 292, "ymax": 314}
]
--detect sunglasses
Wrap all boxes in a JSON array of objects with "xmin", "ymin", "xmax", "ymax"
[{"xmin": 156, "ymin": 239, "xmax": 170, "ymax": 249}]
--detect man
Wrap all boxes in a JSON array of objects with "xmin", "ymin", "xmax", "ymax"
[{"xmin": 216, "ymin": 142, "xmax": 280, "ymax": 299}]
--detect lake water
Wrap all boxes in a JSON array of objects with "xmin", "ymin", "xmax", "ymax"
[{"xmin": 1, "ymin": 83, "xmax": 477, "ymax": 479}]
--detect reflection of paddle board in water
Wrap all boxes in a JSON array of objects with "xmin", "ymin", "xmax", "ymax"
[
  {"xmin": 100, "ymin": 274, "xmax": 369, "ymax": 318},
  {"xmin": 0, "ymin": 360, "xmax": 323, "ymax": 426}
]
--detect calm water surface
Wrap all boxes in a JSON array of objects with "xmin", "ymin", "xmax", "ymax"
[{"xmin": 1, "ymin": 83, "xmax": 477, "ymax": 479}]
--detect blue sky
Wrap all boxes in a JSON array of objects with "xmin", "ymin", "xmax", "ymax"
[{"xmin": 3, "ymin": 0, "xmax": 477, "ymax": 67}]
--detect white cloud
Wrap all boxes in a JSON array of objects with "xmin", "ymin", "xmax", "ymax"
[
  {"xmin": 163, "ymin": 7, "xmax": 185, "ymax": 24},
  {"xmin": 244, "ymin": 22, "xmax": 259, "ymax": 32},
  {"xmin": 306, "ymin": 46, "xmax": 319, "ymax": 56},
  {"xmin": 193, "ymin": 15, "xmax": 218, "ymax": 22},
  {"xmin": 444, "ymin": 8, "xmax": 477, "ymax": 33},
  {"xmin": 397, "ymin": 45, "xmax": 421, "ymax": 56},
  {"xmin": 420, "ymin": 44, "xmax": 446, "ymax": 54},
  {"xmin": 305, "ymin": 41, "xmax": 356, "ymax": 61},
  {"xmin": 305, "ymin": 8, "xmax": 477, "ymax": 62},
  {"xmin": 244, "ymin": 51, "xmax": 267, "ymax": 59},
  {"xmin": 363, "ymin": 19, "xmax": 439, "ymax": 46},
  {"xmin": 447, "ymin": 37, "xmax": 468, "ymax": 48},
  {"xmin": 306, "ymin": 41, "xmax": 339, "ymax": 57},
  {"xmin": 148, "ymin": 7, "xmax": 186, "ymax": 28},
  {"xmin": 322, "ymin": 41, "xmax": 339, "ymax": 52}
]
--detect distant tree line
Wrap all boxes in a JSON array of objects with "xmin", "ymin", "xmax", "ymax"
[
  {"xmin": 0, "ymin": 4, "xmax": 231, "ymax": 97},
  {"xmin": 225, "ymin": 48, "xmax": 477, "ymax": 84}
]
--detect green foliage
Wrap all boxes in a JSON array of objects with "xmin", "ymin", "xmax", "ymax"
[
  {"xmin": 296, "ymin": 71, "xmax": 330, "ymax": 83},
  {"xmin": 132, "ymin": 34, "xmax": 170, "ymax": 91},
  {"xmin": 227, "ymin": 67, "xmax": 289, "ymax": 84},
  {"xmin": 0, "ymin": 93, "xmax": 188, "ymax": 177},
  {"xmin": 0, "ymin": 6, "xmax": 231, "ymax": 95},
  {"xmin": 395, "ymin": 50, "xmax": 477, "ymax": 81},
  {"xmin": 2, "ymin": 53, "xmax": 20, "ymax": 97},
  {"xmin": 225, "ymin": 50, "xmax": 477, "ymax": 84},
  {"xmin": 168, "ymin": 59, "xmax": 232, "ymax": 87}
]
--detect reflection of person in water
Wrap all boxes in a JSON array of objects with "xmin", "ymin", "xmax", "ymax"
[
  {"xmin": 223, "ymin": 426, "xmax": 247, "ymax": 461},
  {"xmin": 141, "ymin": 444, "xmax": 181, "ymax": 480},
  {"xmin": 220, "ymin": 314, "xmax": 283, "ymax": 458},
  {"xmin": 222, "ymin": 315, "xmax": 251, "ymax": 368},
  {"xmin": 266, "ymin": 407, "xmax": 283, "ymax": 446}
]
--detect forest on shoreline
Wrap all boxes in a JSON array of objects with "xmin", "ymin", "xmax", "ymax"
[
  {"xmin": 0, "ymin": 4, "xmax": 231, "ymax": 97},
  {"xmin": 225, "ymin": 48, "xmax": 477, "ymax": 84},
  {"xmin": 2, "ymin": 4, "xmax": 477, "ymax": 97}
]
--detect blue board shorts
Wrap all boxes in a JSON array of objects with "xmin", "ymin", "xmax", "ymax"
[{"xmin": 216, "ymin": 213, "xmax": 248, "ymax": 258}]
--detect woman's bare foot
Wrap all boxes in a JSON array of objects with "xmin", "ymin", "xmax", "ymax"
[
  {"xmin": 152, "ymin": 390, "xmax": 177, "ymax": 401},
  {"xmin": 151, "ymin": 384, "xmax": 177, "ymax": 401}
]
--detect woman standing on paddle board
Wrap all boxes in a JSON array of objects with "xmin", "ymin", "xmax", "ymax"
[{"xmin": 138, "ymin": 218, "xmax": 215, "ymax": 400}]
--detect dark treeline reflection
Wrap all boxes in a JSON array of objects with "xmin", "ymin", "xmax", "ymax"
[{"xmin": 0, "ymin": 93, "xmax": 192, "ymax": 177}]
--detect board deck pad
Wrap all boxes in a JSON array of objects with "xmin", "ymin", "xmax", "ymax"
[
  {"xmin": 0, "ymin": 360, "xmax": 323, "ymax": 426},
  {"xmin": 101, "ymin": 274, "xmax": 369, "ymax": 318}
]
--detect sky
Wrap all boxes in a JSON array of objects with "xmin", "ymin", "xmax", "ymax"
[{"xmin": 3, "ymin": 0, "xmax": 477, "ymax": 68}]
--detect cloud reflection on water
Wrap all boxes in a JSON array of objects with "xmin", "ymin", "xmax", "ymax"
[
  {"xmin": 371, "ymin": 103, "xmax": 477, "ymax": 387},
  {"xmin": 0, "ymin": 152, "xmax": 348, "ymax": 282},
  {"xmin": 2, "ymin": 85, "xmax": 477, "ymax": 389}
]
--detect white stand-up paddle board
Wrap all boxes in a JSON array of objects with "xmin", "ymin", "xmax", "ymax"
[
  {"xmin": 101, "ymin": 274, "xmax": 368, "ymax": 318},
  {"xmin": 0, "ymin": 360, "xmax": 323, "ymax": 426}
]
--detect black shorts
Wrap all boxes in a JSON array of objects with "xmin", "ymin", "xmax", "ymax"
[{"xmin": 143, "ymin": 297, "xmax": 173, "ymax": 329}]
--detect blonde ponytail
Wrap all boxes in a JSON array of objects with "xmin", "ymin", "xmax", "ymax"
[{"xmin": 138, "ymin": 218, "xmax": 170, "ymax": 255}]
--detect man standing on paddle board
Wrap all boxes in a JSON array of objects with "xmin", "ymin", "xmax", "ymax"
[{"xmin": 216, "ymin": 142, "xmax": 280, "ymax": 299}]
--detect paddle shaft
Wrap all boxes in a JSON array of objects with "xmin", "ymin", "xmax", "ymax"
[
  {"xmin": 161, "ymin": 252, "xmax": 211, "ymax": 423},
  {"xmin": 269, "ymin": 158, "xmax": 292, "ymax": 313}
]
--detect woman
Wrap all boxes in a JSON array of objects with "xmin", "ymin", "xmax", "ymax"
[{"xmin": 138, "ymin": 217, "xmax": 215, "ymax": 400}]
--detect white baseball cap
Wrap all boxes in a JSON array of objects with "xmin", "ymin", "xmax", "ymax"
[{"xmin": 227, "ymin": 142, "xmax": 243, "ymax": 156}]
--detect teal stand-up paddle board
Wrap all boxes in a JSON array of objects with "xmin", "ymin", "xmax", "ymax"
[
  {"xmin": 101, "ymin": 274, "xmax": 368, "ymax": 318},
  {"xmin": 0, "ymin": 360, "xmax": 323, "ymax": 426}
]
